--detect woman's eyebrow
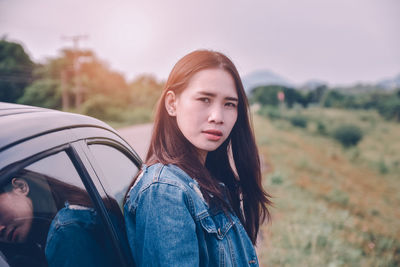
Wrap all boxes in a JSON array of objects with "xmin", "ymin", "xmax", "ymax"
[
  {"xmin": 197, "ymin": 91, "xmax": 215, "ymax": 97},
  {"xmin": 197, "ymin": 91, "xmax": 238, "ymax": 102},
  {"xmin": 226, "ymin": 96, "xmax": 238, "ymax": 102}
]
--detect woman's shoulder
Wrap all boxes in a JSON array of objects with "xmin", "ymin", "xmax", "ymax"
[
  {"xmin": 133, "ymin": 163, "xmax": 197, "ymax": 191},
  {"xmin": 125, "ymin": 163, "xmax": 208, "ymax": 214}
]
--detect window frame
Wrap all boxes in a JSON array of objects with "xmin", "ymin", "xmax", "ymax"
[{"xmin": 83, "ymin": 137, "xmax": 142, "ymax": 204}]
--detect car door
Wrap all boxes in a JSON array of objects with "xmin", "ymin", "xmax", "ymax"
[{"xmin": 0, "ymin": 130, "xmax": 135, "ymax": 267}]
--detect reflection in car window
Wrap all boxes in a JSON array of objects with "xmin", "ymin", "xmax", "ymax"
[
  {"xmin": 25, "ymin": 151, "xmax": 85, "ymax": 190},
  {"xmin": 0, "ymin": 151, "xmax": 119, "ymax": 267},
  {"xmin": 88, "ymin": 144, "xmax": 140, "ymax": 209}
]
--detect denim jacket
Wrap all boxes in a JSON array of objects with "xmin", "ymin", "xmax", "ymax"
[
  {"xmin": 45, "ymin": 203, "xmax": 119, "ymax": 267},
  {"xmin": 124, "ymin": 163, "xmax": 259, "ymax": 266}
]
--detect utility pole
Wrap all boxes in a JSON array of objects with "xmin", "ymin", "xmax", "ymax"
[
  {"xmin": 61, "ymin": 35, "xmax": 88, "ymax": 109},
  {"xmin": 61, "ymin": 70, "xmax": 69, "ymax": 110}
]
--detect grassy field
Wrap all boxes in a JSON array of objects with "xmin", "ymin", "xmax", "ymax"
[{"xmin": 254, "ymin": 107, "xmax": 400, "ymax": 266}]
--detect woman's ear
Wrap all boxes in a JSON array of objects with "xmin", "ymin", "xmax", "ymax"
[
  {"xmin": 11, "ymin": 178, "xmax": 29, "ymax": 196},
  {"xmin": 165, "ymin": 91, "xmax": 177, "ymax": 116}
]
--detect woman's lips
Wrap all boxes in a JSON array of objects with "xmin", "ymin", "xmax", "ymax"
[{"xmin": 202, "ymin": 130, "xmax": 223, "ymax": 141}]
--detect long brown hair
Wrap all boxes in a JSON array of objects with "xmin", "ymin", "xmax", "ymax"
[{"xmin": 133, "ymin": 50, "xmax": 271, "ymax": 244}]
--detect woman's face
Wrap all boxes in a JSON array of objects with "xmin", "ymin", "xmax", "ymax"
[
  {"xmin": 0, "ymin": 179, "xmax": 33, "ymax": 243},
  {"xmin": 166, "ymin": 68, "xmax": 238, "ymax": 162}
]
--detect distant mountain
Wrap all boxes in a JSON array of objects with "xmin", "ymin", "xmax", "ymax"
[
  {"xmin": 376, "ymin": 73, "xmax": 400, "ymax": 91},
  {"xmin": 242, "ymin": 70, "xmax": 400, "ymax": 95},
  {"xmin": 299, "ymin": 79, "xmax": 328, "ymax": 91},
  {"xmin": 332, "ymin": 73, "xmax": 400, "ymax": 93},
  {"xmin": 241, "ymin": 70, "xmax": 295, "ymax": 94}
]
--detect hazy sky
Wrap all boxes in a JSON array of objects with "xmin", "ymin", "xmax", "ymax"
[{"xmin": 1, "ymin": 0, "xmax": 399, "ymax": 85}]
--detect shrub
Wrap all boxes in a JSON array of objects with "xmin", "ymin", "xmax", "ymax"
[
  {"xmin": 266, "ymin": 108, "xmax": 282, "ymax": 120},
  {"xmin": 316, "ymin": 121, "xmax": 327, "ymax": 135},
  {"xmin": 333, "ymin": 124, "xmax": 363, "ymax": 147},
  {"xmin": 378, "ymin": 159, "xmax": 389, "ymax": 174},
  {"xmin": 290, "ymin": 115, "xmax": 308, "ymax": 128},
  {"xmin": 322, "ymin": 90, "xmax": 345, "ymax": 108},
  {"xmin": 80, "ymin": 95, "xmax": 124, "ymax": 121},
  {"xmin": 326, "ymin": 189, "xmax": 349, "ymax": 206},
  {"xmin": 268, "ymin": 171, "xmax": 284, "ymax": 185},
  {"xmin": 377, "ymin": 97, "xmax": 400, "ymax": 121},
  {"xmin": 120, "ymin": 107, "xmax": 152, "ymax": 125},
  {"xmin": 258, "ymin": 106, "xmax": 282, "ymax": 120}
]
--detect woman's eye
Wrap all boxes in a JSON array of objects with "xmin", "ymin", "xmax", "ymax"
[
  {"xmin": 199, "ymin": 98, "xmax": 210, "ymax": 103},
  {"xmin": 225, "ymin": 102, "xmax": 237, "ymax": 108}
]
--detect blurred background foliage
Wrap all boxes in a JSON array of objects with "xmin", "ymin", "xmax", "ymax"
[
  {"xmin": 251, "ymin": 85, "xmax": 400, "ymax": 122},
  {"xmin": 2, "ymin": 38, "xmax": 399, "ymax": 126},
  {"xmin": 1, "ymin": 38, "xmax": 400, "ymax": 266},
  {"xmin": 0, "ymin": 38, "xmax": 163, "ymax": 127},
  {"xmin": 0, "ymin": 39, "xmax": 34, "ymax": 103}
]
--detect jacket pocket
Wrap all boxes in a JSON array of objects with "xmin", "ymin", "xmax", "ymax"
[{"xmin": 199, "ymin": 211, "xmax": 234, "ymax": 240}]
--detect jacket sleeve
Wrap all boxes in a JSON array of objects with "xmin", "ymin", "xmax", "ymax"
[
  {"xmin": 45, "ymin": 218, "xmax": 116, "ymax": 267},
  {"xmin": 124, "ymin": 182, "xmax": 199, "ymax": 267}
]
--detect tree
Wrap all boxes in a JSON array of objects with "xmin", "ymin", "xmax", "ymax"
[
  {"xmin": 250, "ymin": 85, "xmax": 310, "ymax": 108},
  {"xmin": 18, "ymin": 48, "xmax": 130, "ymax": 110},
  {"xmin": 129, "ymin": 74, "xmax": 163, "ymax": 108},
  {"xmin": 76, "ymin": 49, "xmax": 129, "ymax": 105},
  {"xmin": 0, "ymin": 39, "xmax": 34, "ymax": 103},
  {"xmin": 18, "ymin": 79, "xmax": 61, "ymax": 109},
  {"xmin": 306, "ymin": 85, "xmax": 327, "ymax": 104},
  {"xmin": 17, "ymin": 50, "xmax": 72, "ymax": 109},
  {"xmin": 250, "ymin": 85, "xmax": 281, "ymax": 106},
  {"xmin": 284, "ymin": 88, "xmax": 306, "ymax": 108},
  {"xmin": 377, "ymin": 97, "xmax": 400, "ymax": 121},
  {"xmin": 322, "ymin": 90, "xmax": 345, "ymax": 108}
]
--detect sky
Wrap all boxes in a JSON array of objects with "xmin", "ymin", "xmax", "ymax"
[{"xmin": 1, "ymin": 0, "xmax": 399, "ymax": 86}]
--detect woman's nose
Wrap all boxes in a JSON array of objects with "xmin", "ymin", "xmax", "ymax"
[{"xmin": 208, "ymin": 105, "xmax": 224, "ymax": 124}]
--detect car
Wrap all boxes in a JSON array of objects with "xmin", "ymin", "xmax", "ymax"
[{"xmin": 0, "ymin": 102, "xmax": 142, "ymax": 267}]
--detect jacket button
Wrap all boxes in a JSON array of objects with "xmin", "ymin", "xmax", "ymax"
[{"xmin": 217, "ymin": 228, "xmax": 222, "ymax": 236}]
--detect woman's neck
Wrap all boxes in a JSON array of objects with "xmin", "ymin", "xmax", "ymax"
[{"xmin": 197, "ymin": 150, "xmax": 208, "ymax": 165}]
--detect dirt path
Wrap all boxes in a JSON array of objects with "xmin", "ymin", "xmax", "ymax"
[{"xmin": 117, "ymin": 123, "xmax": 153, "ymax": 160}]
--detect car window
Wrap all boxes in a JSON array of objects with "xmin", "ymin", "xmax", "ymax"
[
  {"xmin": 25, "ymin": 151, "xmax": 85, "ymax": 189},
  {"xmin": 88, "ymin": 144, "xmax": 140, "ymax": 209},
  {"xmin": 0, "ymin": 151, "xmax": 120, "ymax": 267}
]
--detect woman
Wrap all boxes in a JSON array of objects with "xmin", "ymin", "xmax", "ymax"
[
  {"xmin": 0, "ymin": 171, "xmax": 93, "ymax": 248},
  {"xmin": 124, "ymin": 50, "xmax": 272, "ymax": 266}
]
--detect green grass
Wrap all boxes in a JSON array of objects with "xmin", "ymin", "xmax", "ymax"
[
  {"xmin": 255, "ymin": 107, "xmax": 400, "ymax": 266},
  {"xmin": 65, "ymin": 105, "xmax": 155, "ymax": 129},
  {"xmin": 104, "ymin": 106, "xmax": 154, "ymax": 128}
]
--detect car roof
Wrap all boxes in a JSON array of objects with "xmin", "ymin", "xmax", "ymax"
[{"xmin": 0, "ymin": 102, "xmax": 117, "ymax": 151}]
